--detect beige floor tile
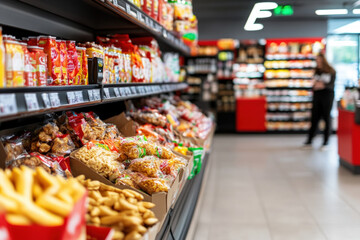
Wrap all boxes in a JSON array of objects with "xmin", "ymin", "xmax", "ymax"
[
  {"xmin": 193, "ymin": 135, "xmax": 360, "ymax": 240},
  {"xmin": 208, "ymin": 223, "xmax": 272, "ymax": 240},
  {"xmin": 269, "ymin": 223, "xmax": 327, "ymax": 240}
]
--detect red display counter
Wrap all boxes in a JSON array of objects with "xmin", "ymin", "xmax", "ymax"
[
  {"xmin": 236, "ymin": 97, "xmax": 266, "ymax": 132},
  {"xmin": 338, "ymin": 108, "xmax": 360, "ymax": 173}
]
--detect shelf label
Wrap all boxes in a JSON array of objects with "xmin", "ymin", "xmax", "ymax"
[
  {"xmin": 41, "ymin": 93, "xmax": 51, "ymax": 108},
  {"xmin": 0, "ymin": 94, "xmax": 17, "ymax": 116},
  {"xmin": 114, "ymin": 88, "xmax": 120, "ymax": 97},
  {"xmin": 74, "ymin": 91, "xmax": 84, "ymax": 103},
  {"xmin": 49, "ymin": 92, "xmax": 60, "ymax": 108},
  {"xmin": 67, "ymin": 91, "xmax": 76, "ymax": 104},
  {"xmin": 144, "ymin": 16, "xmax": 150, "ymax": 26},
  {"xmin": 88, "ymin": 89, "xmax": 94, "ymax": 101},
  {"xmin": 125, "ymin": 3, "xmax": 131, "ymax": 14},
  {"xmin": 103, "ymin": 88, "xmax": 111, "ymax": 99},
  {"xmin": 119, "ymin": 87, "xmax": 126, "ymax": 96},
  {"xmin": 24, "ymin": 93, "xmax": 40, "ymax": 111},
  {"xmin": 93, "ymin": 89, "xmax": 101, "ymax": 101},
  {"xmin": 136, "ymin": 11, "xmax": 143, "ymax": 22},
  {"xmin": 130, "ymin": 86, "xmax": 137, "ymax": 94}
]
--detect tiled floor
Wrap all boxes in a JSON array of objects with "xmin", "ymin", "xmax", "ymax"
[{"xmin": 193, "ymin": 134, "xmax": 360, "ymax": 240}]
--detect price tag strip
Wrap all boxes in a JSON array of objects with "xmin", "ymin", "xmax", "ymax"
[
  {"xmin": 0, "ymin": 94, "xmax": 17, "ymax": 116},
  {"xmin": 66, "ymin": 91, "xmax": 76, "ymax": 104},
  {"xmin": 24, "ymin": 93, "xmax": 40, "ymax": 111}
]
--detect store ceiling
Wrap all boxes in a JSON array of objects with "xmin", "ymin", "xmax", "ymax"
[{"xmin": 193, "ymin": 0, "xmax": 360, "ymax": 20}]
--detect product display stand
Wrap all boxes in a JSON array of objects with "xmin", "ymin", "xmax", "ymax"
[
  {"xmin": 338, "ymin": 107, "xmax": 360, "ymax": 173},
  {"xmin": 156, "ymin": 153, "xmax": 209, "ymax": 240}
]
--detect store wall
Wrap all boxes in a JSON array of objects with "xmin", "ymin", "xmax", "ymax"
[{"xmin": 198, "ymin": 19, "xmax": 328, "ymax": 40}]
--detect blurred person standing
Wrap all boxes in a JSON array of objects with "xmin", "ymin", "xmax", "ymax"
[{"xmin": 304, "ymin": 53, "xmax": 336, "ymax": 150}]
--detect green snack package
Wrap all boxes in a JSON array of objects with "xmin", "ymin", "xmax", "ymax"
[{"xmin": 188, "ymin": 147, "xmax": 204, "ymax": 179}]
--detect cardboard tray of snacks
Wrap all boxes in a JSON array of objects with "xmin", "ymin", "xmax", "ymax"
[{"xmin": 70, "ymin": 151, "xmax": 186, "ymax": 222}]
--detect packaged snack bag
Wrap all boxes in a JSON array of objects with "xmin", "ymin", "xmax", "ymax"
[
  {"xmin": 153, "ymin": 0, "xmax": 159, "ymax": 21},
  {"xmin": 27, "ymin": 36, "xmax": 38, "ymax": 46},
  {"xmin": 38, "ymin": 36, "xmax": 61, "ymax": 85},
  {"xmin": 81, "ymin": 47, "xmax": 88, "ymax": 85},
  {"xmin": 75, "ymin": 47, "xmax": 83, "ymax": 85},
  {"xmin": 20, "ymin": 43, "xmax": 36, "ymax": 87},
  {"xmin": 142, "ymin": 0, "xmax": 153, "ymax": 15},
  {"xmin": 28, "ymin": 46, "xmax": 47, "ymax": 86},
  {"xmin": 4, "ymin": 39, "xmax": 25, "ymax": 87},
  {"xmin": 129, "ymin": 156, "xmax": 161, "ymax": 178},
  {"xmin": 0, "ymin": 27, "xmax": 5, "ymax": 87},
  {"xmin": 66, "ymin": 40, "xmax": 79, "ymax": 85},
  {"xmin": 57, "ymin": 40, "xmax": 68, "ymax": 84}
]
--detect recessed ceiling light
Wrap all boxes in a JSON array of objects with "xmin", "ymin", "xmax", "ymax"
[
  {"xmin": 244, "ymin": 2, "xmax": 278, "ymax": 31},
  {"xmin": 315, "ymin": 9, "xmax": 348, "ymax": 15},
  {"xmin": 353, "ymin": 9, "xmax": 360, "ymax": 14}
]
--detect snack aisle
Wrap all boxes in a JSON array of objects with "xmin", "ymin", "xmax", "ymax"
[{"xmin": 0, "ymin": 1, "xmax": 215, "ymax": 240}]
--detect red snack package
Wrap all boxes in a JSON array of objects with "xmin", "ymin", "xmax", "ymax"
[
  {"xmin": 66, "ymin": 40, "xmax": 79, "ymax": 85},
  {"xmin": 75, "ymin": 47, "xmax": 83, "ymax": 85},
  {"xmin": 152, "ymin": 0, "xmax": 159, "ymax": 20},
  {"xmin": 27, "ymin": 36, "xmax": 38, "ymax": 46},
  {"xmin": 81, "ymin": 47, "xmax": 88, "ymax": 85},
  {"xmin": 20, "ymin": 43, "xmax": 36, "ymax": 86},
  {"xmin": 57, "ymin": 40, "xmax": 68, "ymax": 85},
  {"xmin": 142, "ymin": 0, "xmax": 153, "ymax": 15},
  {"xmin": 38, "ymin": 36, "xmax": 61, "ymax": 85},
  {"xmin": 28, "ymin": 46, "xmax": 47, "ymax": 86}
]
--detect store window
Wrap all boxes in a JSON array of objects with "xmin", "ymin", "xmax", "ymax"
[{"xmin": 326, "ymin": 35, "xmax": 359, "ymax": 101}]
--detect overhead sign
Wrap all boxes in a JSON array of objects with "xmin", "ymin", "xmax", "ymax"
[{"xmin": 244, "ymin": 2, "xmax": 278, "ymax": 31}]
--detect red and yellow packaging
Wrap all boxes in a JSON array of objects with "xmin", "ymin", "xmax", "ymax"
[
  {"xmin": 20, "ymin": 43, "xmax": 36, "ymax": 87},
  {"xmin": 152, "ymin": 0, "xmax": 159, "ymax": 20},
  {"xmin": 38, "ymin": 36, "xmax": 61, "ymax": 85},
  {"xmin": 66, "ymin": 40, "xmax": 79, "ymax": 85},
  {"xmin": 81, "ymin": 47, "xmax": 88, "ymax": 85},
  {"xmin": 28, "ymin": 46, "xmax": 48, "ymax": 86},
  {"xmin": 27, "ymin": 36, "xmax": 38, "ymax": 46},
  {"xmin": 75, "ymin": 47, "xmax": 82, "ymax": 85},
  {"xmin": 0, "ymin": 27, "xmax": 5, "ymax": 87},
  {"xmin": 57, "ymin": 40, "xmax": 68, "ymax": 85},
  {"xmin": 142, "ymin": 0, "xmax": 153, "ymax": 15},
  {"xmin": 4, "ymin": 39, "xmax": 25, "ymax": 87}
]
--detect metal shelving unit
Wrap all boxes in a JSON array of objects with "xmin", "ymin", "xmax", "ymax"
[{"xmin": 0, "ymin": 0, "xmax": 190, "ymax": 55}]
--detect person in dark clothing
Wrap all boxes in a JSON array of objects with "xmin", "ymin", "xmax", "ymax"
[{"xmin": 304, "ymin": 53, "xmax": 336, "ymax": 150}]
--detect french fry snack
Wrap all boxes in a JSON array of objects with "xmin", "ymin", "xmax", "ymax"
[{"xmin": 0, "ymin": 166, "xmax": 87, "ymax": 240}]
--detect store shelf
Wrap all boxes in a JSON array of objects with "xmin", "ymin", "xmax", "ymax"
[
  {"xmin": 267, "ymin": 101, "xmax": 312, "ymax": 103},
  {"xmin": 267, "ymin": 119, "xmax": 311, "ymax": 122},
  {"xmin": 265, "ymin": 67, "xmax": 314, "ymax": 70},
  {"xmin": 267, "ymin": 109, "xmax": 312, "ymax": 113},
  {"xmin": 188, "ymin": 72, "xmax": 216, "ymax": 75},
  {"xmin": 0, "ymin": 83, "xmax": 188, "ymax": 122},
  {"xmin": 156, "ymin": 153, "xmax": 209, "ymax": 240},
  {"xmin": 265, "ymin": 57, "xmax": 316, "ymax": 61},
  {"xmin": 266, "ymin": 87, "xmax": 312, "ymax": 90},
  {"xmin": 0, "ymin": 0, "xmax": 189, "ymax": 55},
  {"xmin": 265, "ymin": 77, "xmax": 313, "ymax": 80}
]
